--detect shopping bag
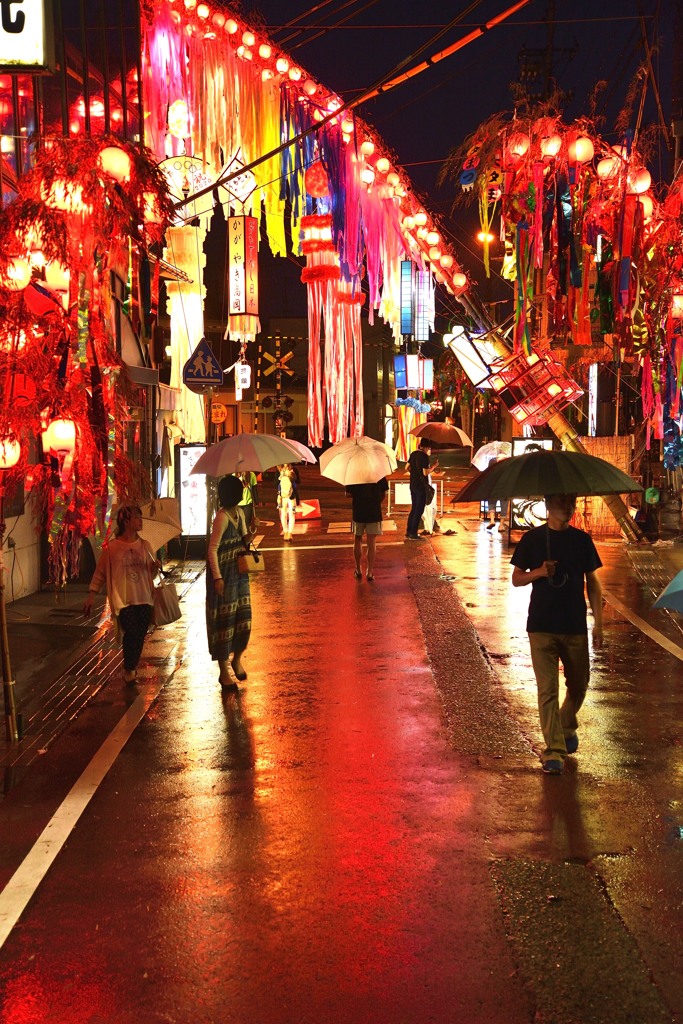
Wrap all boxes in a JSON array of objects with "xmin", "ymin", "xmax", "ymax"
[
  {"xmin": 152, "ymin": 578, "xmax": 181, "ymax": 626},
  {"xmin": 237, "ymin": 547, "xmax": 264, "ymax": 574}
]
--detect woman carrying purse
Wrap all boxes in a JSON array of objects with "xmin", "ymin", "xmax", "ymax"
[
  {"xmin": 83, "ymin": 505, "xmax": 161, "ymax": 684},
  {"xmin": 206, "ymin": 474, "xmax": 252, "ymax": 688}
]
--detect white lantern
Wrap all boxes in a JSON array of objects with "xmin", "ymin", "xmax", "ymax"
[
  {"xmin": 597, "ymin": 156, "xmax": 619, "ymax": 180},
  {"xmin": 414, "ymin": 211, "xmax": 427, "ymax": 227},
  {"xmin": 44, "ymin": 418, "xmax": 76, "ymax": 455},
  {"xmin": 452, "ymin": 272, "xmax": 467, "ymax": 290},
  {"xmin": 440, "ymin": 254, "xmax": 454, "ymax": 269},
  {"xmin": 568, "ymin": 136, "xmax": 594, "ymax": 163},
  {"xmin": 98, "ymin": 145, "xmax": 132, "ymax": 183},
  {"xmin": 45, "ymin": 261, "xmax": 70, "ymax": 293},
  {"xmin": 426, "ymin": 230, "xmax": 440, "ymax": 245},
  {"xmin": 360, "ymin": 140, "xmax": 374, "ymax": 157},
  {"xmin": 540, "ymin": 134, "xmax": 562, "ymax": 158},
  {"xmin": 627, "ymin": 167, "xmax": 651, "ymax": 195},
  {"xmin": 0, "ymin": 437, "xmax": 20, "ymax": 469},
  {"xmin": 375, "ymin": 157, "xmax": 390, "ymax": 174}
]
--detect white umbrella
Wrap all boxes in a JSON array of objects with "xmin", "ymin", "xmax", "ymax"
[
  {"xmin": 471, "ymin": 440, "xmax": 512, "ymax": 472},
  {"xmin": 190, "ymin": 433, "xmax": 315, "ymax": 477},
  {"xmin": 110, "ymin": 498, "xmax": 182, "ymax": 553},
  {"xmin": 319, "ymin": 436, "xmax": 397, "ymax": 485},
  {"xmin": 281, "ymin": 438, "xmax": 318, "ymax": 464}
]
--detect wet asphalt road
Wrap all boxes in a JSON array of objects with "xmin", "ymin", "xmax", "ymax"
[{"xmin": 0, "ymin": 471, "xmax": 682, "ymax": 1024}]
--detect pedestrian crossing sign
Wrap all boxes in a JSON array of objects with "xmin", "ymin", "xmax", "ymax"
[{"xmin": 183, "ymin": 339, "xmax": 224, "ymax": 392}]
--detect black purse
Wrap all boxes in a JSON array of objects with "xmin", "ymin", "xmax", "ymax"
[{"xmin": 424, "ymin": 482, "xmax": 436, "ymax": 504}]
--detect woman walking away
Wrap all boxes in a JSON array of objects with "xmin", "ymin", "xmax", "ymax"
[
  {"xmin": 207, "ymin": 474, "xmax": 252, "ymax": 688},
  {"xmin": 277, "ymin": 464, "xmax": 296, "ymax": 541},
  {"xmin": 83, "ymin": 505, "xmax": 160, "ymax": 684}
]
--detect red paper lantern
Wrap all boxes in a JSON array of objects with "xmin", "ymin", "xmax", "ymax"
[{"xmin": 304, "ymin": 161, "xmax": 329, "ymax": 198}]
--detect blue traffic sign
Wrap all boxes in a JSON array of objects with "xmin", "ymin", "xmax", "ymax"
[{"xmin": 183, "ymin": 339, "xmax": 224, "ymax": 390}]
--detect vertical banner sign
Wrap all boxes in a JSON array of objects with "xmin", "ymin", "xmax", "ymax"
[
  {"xmin": 244, "ymin": 215, "xmax": 259, "ymax": 315},
  {"xmin": 229, "ymin": 215, "xmax": 246, "ymax": 314},
  {"xmin": 414, "ymin": 271, "xmax": 431, "ymax": 342},
  {"xmin": 0, "ymin": 0, "xmax": 55, "ymax": 69},
  {"xmin": 228, "ymin": 215, "xmax": 259, "ymax": 316},
  {"xmin": 400, "ymin": 261, "xmax": 414, "ymax": 336}
]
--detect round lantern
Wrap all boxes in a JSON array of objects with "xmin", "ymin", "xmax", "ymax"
[
  {"xmin": 304, "ymin": 161, "xmax": 329, "ymax": 198},
  {"xmin": 303, "ymin": 79, "xmax": 317, "ymax": 97},
  {"xmin": 387, "ymin": 171, "xmax": 400, "ymax": 187},
  {"xmin": 225, "ymin": 18, "xmax": 238, "ymax": 33},
  {"xmin": 1, "ymin": 256, "xmax": 31, "ymax": 291},
  {"xmin": 275, "ymin": 57, "xmax": 289, "ymax": 74},
  {"xmin": 440, "ymin": 254, "xmax": 454, "ymax": 269},
  {"xmin": 672, "ymin": 295, "xmax": 683, "ymax": 319},
  {"xmin": 507, "ymin": 132, "xmax": 530, "ymax": 159},
  {"xmin": 568, "ymin": 136, "xmax": 594, "ymax": 163},
  {"xmin": 596, "ymin": 155, "xmax": 619, "ymax": 180},
  {"xmin": 627, "ymin": 167, "xmax": 651, "ymax": 195},
  {"xmin": 258, "ymin": 43, "xmax": 271, "ymax": 59},
  {"xmin": 638, "ymin": 193, "xmax": 654, "ymax": 221},
  {"xmin": 360, "ymin": 166, "xmax": 375, "ymax": 186},
  {"xmin": 428, "ymin": 246, "xmax": 441, "ymax": 261},
  {"xmin": 44, "ymin": 417, "xmax": 76, "ymax": 455},
  {"xmin": 452, "ymin": 272, "xmax": 467, "ymax": 290},
  {"xmin": 414, "ymin": 211, "xmax": 428, "ymax": 227},
  {"xmin": 426, "ymin": 230, "xmax": 440, "ymax": 246},
  {"xmin": 540, "ymin": 134, "xmax": 562, "ymax": 158},
  {"xmin": 375, "ymin": 157, "xmax": 390, "ymax": 174},
  {"xmin": 45, "ymin": 261, "xmax": 70, "ymax": 292},
  {"xmin": 341, "ymin": 118, "xmax": 354, "ymax": 134},
  {"xmin": 403, "ymin": 216, "xmax": 415, "ymax": 231},
  {"xmin": 0, "ymin": 437, "xmax": 20, "ymax": 470},
  {"xmin": 98, "ymin": 145, "xmax": 132, "ymax": 183},
  {"xmin": 360, "ymin": 140, "xmax": 374, "ymax": 157}
]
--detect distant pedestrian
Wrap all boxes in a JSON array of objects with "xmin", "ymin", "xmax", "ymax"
[
  {"xmin": 238, "ymin": 470, "xmax": 259, "ymax": 533},
  {"xmin": 511, "ymin": 493, "xmax": 603, "ymax": 775},
  {"xmin": 406, "ymin": 439, "xmax": 434, "ymax": 540},
  {"xmin": 346, "ymin": 477, "xmax": 389, "ymax": 581},
  {"xmin": 277, "ymin": 464, "xmax": 296, "ymax": 541},
  {"xmin": 206, "ymin": 475, "xmax": 251, "ymax": 688},
  {"xmin": 83, "ymin": 504, "xmax": 160, "ymax": 684},
  {"xmin": 421, "ymin": 461, "xmax": 444, "ymax": 535}
]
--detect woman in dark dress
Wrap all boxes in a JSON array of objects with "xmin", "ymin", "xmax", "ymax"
[{"xmin": 206, "ymin": 475, "xmax": 251, "ymax": 688}]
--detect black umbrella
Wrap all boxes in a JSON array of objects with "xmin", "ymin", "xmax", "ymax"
[{"xmin": 452, "ymin": 449, "xmax": 643, "ymax": 502}]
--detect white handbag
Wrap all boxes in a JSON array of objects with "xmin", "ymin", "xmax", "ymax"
[{"xmin": 152, "ymin": 578, "xmax": 181, "ymax": 626}]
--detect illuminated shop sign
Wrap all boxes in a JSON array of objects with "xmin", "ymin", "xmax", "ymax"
[{"xmin": 0, "ymin": 0, "xmax": 54, "ymax": 70}]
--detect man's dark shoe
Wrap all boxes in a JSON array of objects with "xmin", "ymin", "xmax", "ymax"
[
  {"xmin": 405, "ymin": 533, "xmax": 423, "ymax": 540},
  {"xmin": 542, "ymin": 759, "xmax": 563, "ymax": 775},
  {"xmin": 564, "ymin": 733, "xmax": 579, "ymax": 755}
]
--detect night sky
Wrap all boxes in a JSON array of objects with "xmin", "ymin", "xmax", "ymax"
[{"xmin": 214, "ymin": 0, "xmax": 676, "ymax": 331}]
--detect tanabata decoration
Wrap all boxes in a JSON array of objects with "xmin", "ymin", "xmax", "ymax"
[
  {"xmin": 139, "ymin": 0, "xmax": 467, "ymax": 445},
  {"xmin": 440, "ymin": 111, "xmax": 683, "ymax": 461},
  {"xmin": 0, "ymin": 136, "xmax": 173, "ymax": 584}
]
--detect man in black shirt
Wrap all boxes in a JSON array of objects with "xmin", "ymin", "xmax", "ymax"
[
  {"xmin": 511, "ymin": 493, "xmax": 603, "ymax": 775},
  {"xmin": 346, "ymin": 477, "xmax": 389, "ymax": 581},
  {"xmin": 406, "ymin": 439, "xmax": 432, "ymax": 540}
]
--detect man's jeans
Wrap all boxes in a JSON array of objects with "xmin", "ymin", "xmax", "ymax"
[
  {"xmin": 528, "ymin": 632, "xmax": 590, "ymax": 762},
  {"xmin": 407, "ymin": 486, "xmax": 426, "ymax": 536}
]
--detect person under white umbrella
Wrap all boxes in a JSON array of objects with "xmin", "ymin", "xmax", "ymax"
[{"xmin": 319, "ymin": 436, "xmax": 397, "ymax": 486}]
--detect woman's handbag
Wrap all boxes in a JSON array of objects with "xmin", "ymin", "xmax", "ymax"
[
  {"xmin": 424, "ymin": 482, "xmax": 436, "ymax": 505},
  {"xmin": 238, "ymin": 545, "xmax": 264, "ymax": 574},
  {"xmin": 152, "ymin": 577, "xmax": 182, "ymax": 626}
]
